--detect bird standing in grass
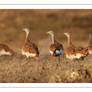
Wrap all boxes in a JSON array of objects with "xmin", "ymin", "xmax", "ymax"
[
  {"xmin": 22, "ymin": 28, "xmax": 39, "ymax": 59},
  {"xmin": 0, "ymin": 44, "xmax": 14, "ymax": 56},
  {"xmin": 64, "ymin": 32, "xmax": 88, "ymax": 60},
  {"xmin": 88, "ymin": 33, "xmax": 92, "ymax": 54},
  {"xmin": 47, "ymin": 31, "xmax": 64, "ymax": 61}
]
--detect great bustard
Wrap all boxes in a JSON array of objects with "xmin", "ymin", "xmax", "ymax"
[
  {"xmin": 88, "ymin": 33, "xmax": 92, "ymax": 54},
  {"xmin": 0, "ymin": 43, "xmax": 14, "ymax": 56},
  {"xmin": 64, "ymin": 32, "xmax": 88, "ymax": 60},
  {"xmin": 47, "ymin": 31, "xmax": 64, "ymax": 61},
  {"xmin": 22, "ymin": 28, "xmax": 39, "ymax": 59}
]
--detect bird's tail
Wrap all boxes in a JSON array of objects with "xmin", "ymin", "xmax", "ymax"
[
  {"xmin": 81, "ymin": 47, "xmax": 88, "ymax": 56},
  {"xmin": 10, "ymin": 49, "xmax": 15, "ymax": 55}
]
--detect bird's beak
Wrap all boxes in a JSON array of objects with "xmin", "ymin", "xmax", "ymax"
[{"xmin": 46, "ymin": 32, "xmax": 49, "ymax": 34}]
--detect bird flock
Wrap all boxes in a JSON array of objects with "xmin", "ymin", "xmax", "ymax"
[{"xmin": 0, "ymin": 28, "xmax": 92, "ymax": 61}]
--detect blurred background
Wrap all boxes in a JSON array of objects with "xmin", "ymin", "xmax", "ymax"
[
  {"xmin": 0, "ymin": 9, "xmax": 92, "ymax": 51},
  {"xmin": 0, "ymin": 10, "xmax": 92, "ymax": 83}
]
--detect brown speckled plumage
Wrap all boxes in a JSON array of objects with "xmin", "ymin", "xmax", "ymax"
[
  {"xmin": 22, "ymin": 28, "xmax": 39, "ymax": 58},
  {"xmin": 50, "ymin": 40, "xmax": 63, "ymax": 56},
  {"xmin": 22, "ymin": 42, "xmax": 39, "ymax": 56},
  {"xmin": 47, "ymin": 31, "xmax": 64, "ymax": 57},
  {"xmin": 64, "ymin": 32, "xmax": 88, "ymax": 60},
  {"xmin": 0, "ymin": 43, "xmax": 14, "ymax": 55}
]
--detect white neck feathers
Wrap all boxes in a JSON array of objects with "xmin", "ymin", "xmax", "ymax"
[
  {"xmin": 68, "ymin": 34, "xmax": 71, "ymax": 44},
  {"xmin": 65, "ymin": 33, "xmax": 71, "ymax": 45},
  {"xmin": 24, "ymin": 28, "xmax": 30, "ymax": 37},
  {"xmin": 50, "ymin": 33, "xmax": 55, "ymax": 43},
  {"xmin": 89, "ymin": 34, "xmax": 92, "ymax": 40}
]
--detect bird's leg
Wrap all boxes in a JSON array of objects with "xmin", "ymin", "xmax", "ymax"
[
  {"xmin": 58, "ymin": 56, "xmax": 60, "ymax": 62},
  {"xmin": 62, "ymin": 53, "xmax": 65, "ymax": 59},
  {"xmin": 56, "ymin": 56, "xmax": 61, "ymax": 68},
  {"xmin": 76, "ymin": 59, "xmax": 80, "ymax": 63},
  {"xmin": 35, "ymin": 57, "xmax": 40, "ymax": 61},
  {"xmin": 24, "ymin": 56, "xmax": 28, "ymax": 61},
  {"xmin": 21, "ymin": 56, "xmax": 29, "ymax": 65}
]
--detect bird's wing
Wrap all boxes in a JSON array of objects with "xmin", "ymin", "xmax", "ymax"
[
  {"xmin": 0, "ymin": 44, "xmax": 11, "ymax": 51},
  {"xmin": 28, "ymin": 42, "xmax": 39, "ymax": 54}
]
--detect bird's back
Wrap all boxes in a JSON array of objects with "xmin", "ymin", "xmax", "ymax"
[
  {"xmin": 23, "ymin": 42, "xmax": 39, "ymax": 53},
  {"xmin": 0, "ymin": 44, "xmax": 14, "ymax": 55}
]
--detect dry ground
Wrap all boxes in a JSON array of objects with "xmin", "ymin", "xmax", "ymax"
[
  {"xmin": 0, "ymin": 10, "xmax": 92, "ymax": 83},
  {"xmin": 0, "ymin": 52, "xmax": 92, "ymax": 83}
]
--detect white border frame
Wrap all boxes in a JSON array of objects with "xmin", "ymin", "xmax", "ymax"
[
  {"xmin": 0, "ymin": 2, "xmax": 92, "ymax": 88},
  {"xmin": 0, "ymin": 4, "xmax": 92, "ymax": 9}
]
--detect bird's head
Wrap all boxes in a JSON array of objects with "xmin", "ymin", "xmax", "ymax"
[
  {"xmin": 46, "ymin": 30, "xmax": 54, "ymax": 36},
  {"xmin": 23, "ymin": 28, "xmax": 29, "ymax": 32},
  {"xmin": 23, "ymin": 28, "xmax": 30, "ymax": 36},
  {"xmin": 64, "ymin": 32, "xmax": 70, "ymax": 38}
]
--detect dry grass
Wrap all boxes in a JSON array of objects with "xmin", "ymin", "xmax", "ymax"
[
  {"xmin": 0, "ymin": 9, "xmax": 92, "ymax": 83},
  {"xmin": 0, "ymin": 53, "xmax": 92, "ymax": 83}
]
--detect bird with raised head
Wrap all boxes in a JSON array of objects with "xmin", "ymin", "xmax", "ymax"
[
  {"xmin": 64, "ymin": 32, "xmax": 88, "ymax": 60},
  {"xmin": 47, "ymin": 31, "xmax": 64, "ymax": 61},
  {"xmin": 22, "ymin": 28, "xmax": 39, "ymax": 59}
]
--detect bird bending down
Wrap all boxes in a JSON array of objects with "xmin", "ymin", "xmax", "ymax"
[
  {"xmin": 0, "ymin": 44, "xmax": 14, "ymax": 56},
  {"xmin": 64, "ymin": 32, "xmax": 88, "ymax": 60},
  {"xmin": 88, "ymin": 33, "xmax": 92, "ymax": 54},
  {"xmin": 47, "ymin": 31, "xmax": 64, "ymax": 61},
  {"xmin": 22, "ymin": 28, "xmax": 39, "ymax": 59}
]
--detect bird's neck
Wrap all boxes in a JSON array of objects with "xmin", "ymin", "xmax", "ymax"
[
  {"xmin": 67, "ymin": 35, "xmax": 72, "ymax": 46},
  {"xmin": 89, "ymin": 34, "xmax": 92, "ymax": 46},
  {"xmin": 51, "ymin": 34, "xmax": 55, "ymax": 44},
  {"xmin": 89, "ymin": 39, "xmax": 92, "ymax": 46},
  {"xmin": 25, "ymin": 32, "xmax": 30, "ymax": 43}
]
